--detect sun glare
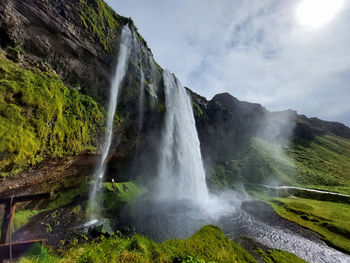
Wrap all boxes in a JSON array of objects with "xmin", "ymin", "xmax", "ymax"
[{"xmin": 296, "ymin": 0, "xmax": 344, "ymax": 28}]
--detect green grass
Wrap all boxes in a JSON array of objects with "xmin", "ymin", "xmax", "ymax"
[
  {"xmin": 210, "ymin": 135, "xmax": 350, "ymax": 195},
  {"xmin": 161, "ymin": 225, "xmax": 256, "ymax": 263},
  {"xmin": 254, "ymin": 248, "xmax": 307, "ymax": 263},
  {"xmin": 252, "ymin": 135, "xmax": 350, "ymax": 194},
  {"xmin": 102, "ymin": 181, "xmax": 145, "ymax": 214},
  {"xmin": 287, "ymin": 135, "xmax": 350, "ymax": 194},
  {"xmin": 19, "ymin": 226, "xmax": 257, "ymax": 263},
  {"xmin": 266, "ymin": 197, "xmax": 350, "ymax": 253},
  {"xmin": 18, "ymin": 225, "xmax": 308, "ymax": 263},
  {"xmin": 0, "ymin": 51, "xmax": 104, "ymax": 176},
  {"xmin": 13, "ymin": 209, "xmax": 41, "ymax": 232},
  {"xmin": 7, "ymin": 181, "xmax": 141, "ymax": 236}
]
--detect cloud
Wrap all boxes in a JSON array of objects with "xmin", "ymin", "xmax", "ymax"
[{"xmin": 107, "ymin": 0, "xmax": 350, "ymax": 126}]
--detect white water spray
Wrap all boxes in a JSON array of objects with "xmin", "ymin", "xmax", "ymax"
[
  {"xmin": 138, "ymin": 69, "xmax": 145, "ymax": 130},
  {"xmin": 147, "ymin": 54, "xmax": 158, "ymax": 106},
  {"xmin": 89, "ymin": 26, "xmax": 132, "ymax": 219},
  {"xmin": 156, "ymin": 70, "xmax": 209, "ymax": 206}
]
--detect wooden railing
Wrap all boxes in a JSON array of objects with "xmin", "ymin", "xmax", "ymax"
[{"xmin": 0, "ymin": 193, "xmax": 50, "ymax": 263}]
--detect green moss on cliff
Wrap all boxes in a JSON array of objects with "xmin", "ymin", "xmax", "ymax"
[
  {"xmin": 192, "ymin": 102, "xmax": 203, "ymax": 117},
  {"xmin": 0, "ymin": 52, "xmax": 104, "ymax": 176},
  {"xmin": 78, "ymin": 0, "xmax": 128, "ymax": 50}
]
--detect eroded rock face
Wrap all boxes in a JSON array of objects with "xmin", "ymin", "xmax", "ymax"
[
  {"xmin": 0, "ymin": 0, "xmax": 165, "ymax": 186},
  {"xmin": 1, "ymin": 0, "xmax": 125, "ymax": 103}
]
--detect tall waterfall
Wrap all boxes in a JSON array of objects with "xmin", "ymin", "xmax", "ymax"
[
  {"xmin": 89, "ymin": 26, "xmax": 132, "ymax": 219},
  {"xmin": 156, "ymin": 70, "xmax": 209, "ymax": 206},
  {"xmin": 138, "ymin": 69, "xmax": 145, "ymax": 130}
]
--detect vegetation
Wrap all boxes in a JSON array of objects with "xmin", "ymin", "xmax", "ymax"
[
  {"xmin": 248, "ymin": 186, "xmax": 350, "ymax": 254},
  {"xmin": 102, "ymin": 181, "xmax": 144, "ymax": 213},
  {"xmin": 287, "ymin": 135, "xmax": 350, "ymax": 194},
  {"xmin": 0, "ymin": 51, "xmax": 104, "ymax": 176},
  {"xmin": 210, "ymin": 133, "xmax": 350, "ymax": 254},
  {"xmin": 266, "ymin": 197, "xmax": 350, "ymax": 254},
  {"xmin": 79, "ymin": 0, "xmax": 149, "ymax": 51},
  {"xmin": 254, "ymin": 248, "xmax": 307, "ymax": 263},
  {"xmin": 210, "ymin": 135, "xmax": 350, "ymax": 195},
  {"xmin": 18, "ymin": 225, "xmax": 309, "ymax": 263},
  {"xmin": 19, "ymin": 226, "xmax": 255, "ymax": 263},
  {"xmin": 162, "ymin": 225, "xmax": 256, "ymax": 263},
  {"xmin": 192, "ymin": 102, "xmax": 203, "ymax": 117},
  {"xmin": 7, "ymin": 182, "xmax": 91, "ymax": 235},
  {"xmin": 79, "ymin": 0, "xmax": 125, "ymax": 50},
  {"xmin": 13, "ymin": 209, "xmax": 41, "ymax": 232}
]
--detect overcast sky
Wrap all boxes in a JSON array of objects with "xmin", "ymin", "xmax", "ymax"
[{"xmin": 106, "ymin": 0, "xmax": 350, "ymax": 126}]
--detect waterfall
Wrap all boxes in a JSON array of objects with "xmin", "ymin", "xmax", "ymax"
[
  {"xmin": 156, "ymin": 70, "xmax": 209, "ymax": 206},
  {"xmin": 89, "ymin": 25, "xmax": 132, "ymax": 219},
  {"xmin": 148, "ymin": 55, "xmax": 159, "ymax": 105},
  {"xmin": 138, "ymin": 69, "xmax": 145, "ymax": 130}
]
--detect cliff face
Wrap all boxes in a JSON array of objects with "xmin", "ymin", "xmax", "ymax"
[
  {"xmin": 0, "ymin": 0, "xmax": 166, "ymax": 185},
  {"xmin": 0, "ymin": 0, "xmax": 123, "ymax": 103}
]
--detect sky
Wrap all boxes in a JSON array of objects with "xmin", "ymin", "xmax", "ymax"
[{"xmin": 106, "ymin": 0, "xmax": 350, "ymax": 126}]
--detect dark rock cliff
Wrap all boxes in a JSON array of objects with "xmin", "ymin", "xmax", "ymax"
[
  {"xmin": 191, "ymin": 91, "xmax": 350, "ymax": 166},
  {"xmin": 0, "ymin": 0, "xmax": 166, "ymax": 185}
]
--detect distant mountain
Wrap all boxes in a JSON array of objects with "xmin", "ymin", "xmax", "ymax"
[{"xmin": 190, "ymin": 92, "xmax": 350, "ymax": 194}]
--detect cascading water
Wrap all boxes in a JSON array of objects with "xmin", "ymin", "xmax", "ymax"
[
  {"xmin": 89, "ymin": 25, "xmax": 132, "ymax": 219},
  {"xmin": 156, "ymin": 70, "xmax": 209, "ymax": 206},
  {"xmin": 138, "ymin": 69, "xmax": 145, "ymax": 130},
  {"xmin": 148, "ymin": 54, "xmax": 158, "ymax": 99}
]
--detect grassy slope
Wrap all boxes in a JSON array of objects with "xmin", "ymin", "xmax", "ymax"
[
  {"xmin": 269, "ymin": 197, "xmax": 350, "ymax": 253},
  {"xmin": 244, "ymin": 135, "xmax": 350, "ymax": 252},
  {"xmin": 19, "ymin": 225, "xmax": 306, "ymax": 263},
  {"xmin": 255, "ymin": 248, "xmax": 307, "ymax": 263},
  {"xmin": 210, "ymin": 134, "xmax": 350, "ymax": 195},
  {"xmin": 211, "ymin": 133, "xmax": 350, "ymax": 254},
  {"xmin": 249, "ymin": 189, "xmax": 350, "ymax": 254},
  {"xmin": 0, "ymin": 51, "xmax": 104, "ymax": 176},
  {"xmin": 252, "ymin": 135, "xmax": 350, "ymax": 194},
  {"xmin": 287, "ymin": 135, "xmax": 350, "ymax": 194}
]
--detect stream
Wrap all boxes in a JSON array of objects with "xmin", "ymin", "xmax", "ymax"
[{"xmin": 119, "ymin": 195, "xmax": 350, "ymax": 263}]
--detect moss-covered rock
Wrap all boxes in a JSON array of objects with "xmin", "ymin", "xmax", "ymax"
[
  {"xmin": 162, "ymin": 225, "xmax": 256, "ymax": 263},
  {"xmin": 78, "ymin": 0, "xmax": 128, "ymax": 50},
  {"xmin": 0, "ymin": 51, "xmax": 104, "ymax": 176},
  {"xmin": 19, "ymin": 225, "xmax": 310, "ymax": 263}
]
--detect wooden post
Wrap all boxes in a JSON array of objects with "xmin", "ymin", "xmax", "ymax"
[{"xmin": 0, "ymin": 202, "xmax": 12, "ymax": 244}]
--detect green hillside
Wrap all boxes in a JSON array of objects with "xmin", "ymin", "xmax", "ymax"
[{"xmin": 210, "ymin": 134, "xmax": 350, "ymax": 195}]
